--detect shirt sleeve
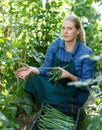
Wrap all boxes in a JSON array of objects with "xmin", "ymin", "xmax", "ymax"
[
  {"xmin": 77, "ymin": 50, "xmax": 94, "ymax": 90},
  {"xmin": 38, "ymin": 40, "xmax": 58, "ymax": 75},
  {"xmin": 77, "ymin": 57, "xmax": 94, "ymax": 81}
]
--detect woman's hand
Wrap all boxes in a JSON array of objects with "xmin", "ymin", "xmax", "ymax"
[
  {"xmin": 58, "ymin": 67, "xmax": 77, "ymax": 81},
  {"xmin": 14, "ymin": 66, "xmax": 39, "ymax": 79},
  {"xmin": 14, "ymin": 67, "xmax": 32, "ymax": 79},
  {"xmin": 58, "ymin": 67, "xmax": 70, "ymax": 79}
]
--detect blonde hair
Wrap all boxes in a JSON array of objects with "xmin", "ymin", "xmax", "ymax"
[{"xmin": 62, "ymin": 14, "xmax": 86, "ymax": 44}]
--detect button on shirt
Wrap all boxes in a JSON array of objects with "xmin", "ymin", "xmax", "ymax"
[{"xmin": 38, "ymin": 37, "xmax": 94, "ymax": 82}]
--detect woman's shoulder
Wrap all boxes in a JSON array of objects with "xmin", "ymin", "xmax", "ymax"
[
  {"xmin": 79, "ymin": 41, "xmax": 93, "ymax": 54},
  {"xmin": 49, "ymin": 37, "xmax": 63, "ymax": 49},
  {"xmin": 51, "ymin": 37, "xmax": 63, "ymax": 45}
]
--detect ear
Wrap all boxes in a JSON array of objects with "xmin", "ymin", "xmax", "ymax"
[{"xmin": 77, "ymin": 29, "xmax": 80, "ymax": 35}]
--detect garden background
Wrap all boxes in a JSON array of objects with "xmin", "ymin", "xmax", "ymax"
[{"xmin": 0, "ymin": 0, "xmax": 102, "ymax": 129}]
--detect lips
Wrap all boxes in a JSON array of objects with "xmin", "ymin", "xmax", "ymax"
[{"xmin": 63, "ymin": 36, "xmax": 69, "ymax": 39}]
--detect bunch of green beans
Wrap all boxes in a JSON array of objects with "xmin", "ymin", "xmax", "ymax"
[
  {"xmin": 37, "ymin": 104, "xmax": 76, "ymax": 130},
  {"xmin": 47, "ymin": 64, "xmax": 69, "ymax": 84},
  {"xmin": 48, "ymin": 67, "xmax": 62, "ymax": 83}
]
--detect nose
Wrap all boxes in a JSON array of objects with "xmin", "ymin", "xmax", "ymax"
[{"xmin": 63, "ymin": 28, "xmax": 68, "ymax": 34}]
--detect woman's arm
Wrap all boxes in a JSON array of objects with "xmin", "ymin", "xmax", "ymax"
[
  {"xmin": 38, "ymin": 40, "xmax": 58, "ymax": 75},
  {"xmin": 58, "ymin": 67, "xmax": 77, "ymax": 81},
  {"xmin": 58, "ymin": 57, "xmax": 94, "ymax": 82},
  {"xmin": 77, "ymin": 57, "xmax": 94, "ymax": 82},
  {"xmin": 15, "ymin": 66, "xmax": 40, "ymax": 79}
]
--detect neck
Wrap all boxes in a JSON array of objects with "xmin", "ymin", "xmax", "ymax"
[{"xmin": 65, "ymin": 40, "xmax": 76, "ymax": 52}]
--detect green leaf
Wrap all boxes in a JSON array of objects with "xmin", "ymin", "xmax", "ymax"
[
  {"xmin": 21, "ymin": 105, "xmax": 32, "ymax": 115},
  {"xmin": 97, "ymin": 103, "xmax": 102, "ymax": 116},
  {"xmin": 0, "ymin": 112, "xmax": 9, "ymax": 126},
  {"xmin": 8, "ymin": 107, "xmax": 17, "ymax": 119},
  {"xmin": 13, "ymin": 97, "xmax": 24, "ymax": 104},
  {"xmin": 23, "ymin": 96, "xmax": 34, "ymax": 105}
]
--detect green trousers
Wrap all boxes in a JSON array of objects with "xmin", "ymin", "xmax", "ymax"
[{"xmin": 24, "ymin": 75, "xmax": 77, "ymax": 105}]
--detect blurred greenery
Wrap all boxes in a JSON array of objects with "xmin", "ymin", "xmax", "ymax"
[{"xmin": 0, "ymin": 0, "xmax": 102, "ymax": 129}]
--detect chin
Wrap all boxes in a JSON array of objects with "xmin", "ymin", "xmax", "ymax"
[
  {"xmin": 64, "ymin": 39, "xmax": 71, "ymax": 42},
  {"xmin": 64, "ymin": 38, "xmax": 76, "ymax": 43},
  {"xmin": 63, "ymin": 37, "xmax": 70, "ymax": 41}
]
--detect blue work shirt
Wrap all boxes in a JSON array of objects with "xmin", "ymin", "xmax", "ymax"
[{"xmin": 38, "ymin": 37, "xmax": 94, "ymax": 82}]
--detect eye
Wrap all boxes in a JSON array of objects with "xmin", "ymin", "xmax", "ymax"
[
  {"xmin": 68, "ymin": 27, "xmax": 73, "ymax": 30},
  {"xmin": 62, "ymin": 26, "xmax": 65, "ymax": 30}
]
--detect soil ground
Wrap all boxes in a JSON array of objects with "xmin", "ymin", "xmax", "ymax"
[{"xmin": 15, "ymin": 112, "xmax": 37, "ymax": 130}]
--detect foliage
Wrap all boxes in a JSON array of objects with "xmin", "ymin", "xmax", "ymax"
[
  {"xmin": 86, "ymin": 102, "xmax": 102, "ymax": 130},
  {"xmin": 0, "ymin": 0, "xmax": 102, "ymax": 129}
]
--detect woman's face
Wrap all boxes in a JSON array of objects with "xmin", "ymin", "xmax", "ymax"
[{"xmin": 61, "ymin": 20, "xmax": 80, "ymax": 43}]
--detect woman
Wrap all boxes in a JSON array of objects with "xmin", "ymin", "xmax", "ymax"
[{"xmin": 15, "ymin": 14, "xmax": 94, "ymax": 107}]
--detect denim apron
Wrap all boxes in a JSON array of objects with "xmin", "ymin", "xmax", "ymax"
[{"xmin": 24, "ymin": 48, "xmax": 89, "ymax": 107}]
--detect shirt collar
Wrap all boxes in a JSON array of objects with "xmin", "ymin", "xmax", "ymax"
[
  {"xmin": 60, "ymin": 38, "xmax": 80, "ymax": 55},
  {"xmin": 59, "ymin": 38, "xmax": 65, "ymax": 48},
  {"xmin": 72, "ymin": 40, "xmax": 80, "ymax": 55}
]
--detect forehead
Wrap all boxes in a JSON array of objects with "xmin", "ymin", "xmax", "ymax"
[{"xmin": 62, "ymin": 20, "xmax": 75, "ymax": 27}]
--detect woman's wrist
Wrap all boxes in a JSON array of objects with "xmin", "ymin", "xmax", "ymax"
[
  {"xmin": 68, "ymin": 73, "xmax": 77, "ymax": 82},
  {"xmin": 29, "ymin": 66, "xmax": 40, "ymax": 75}
]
